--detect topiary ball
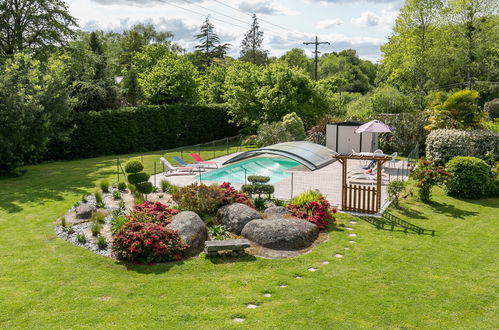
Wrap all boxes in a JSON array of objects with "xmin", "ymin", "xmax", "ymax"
[
  {"xmin": 136, "ymin": 182, "xmax": 154, "ymax": 195},
  {"xmin": 127, "ymin": 172, "xmax": 150, "ymax": 185},
  {"xmin": 125, "ymin": 160, "xmax": 144, "ymax": 174},
  {"xmin": 445, "ymin": 156, "xmax": 491, "ymax": 199}
]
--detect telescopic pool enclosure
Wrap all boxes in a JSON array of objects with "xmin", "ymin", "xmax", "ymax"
[{"xmin": 222, "ymin": 141, "xmax": 337, "ymax": 170}]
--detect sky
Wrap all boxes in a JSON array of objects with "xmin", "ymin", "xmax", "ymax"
[{"xmin": 66, "ymin": 0, "xmax": 406, "ymax": 63}]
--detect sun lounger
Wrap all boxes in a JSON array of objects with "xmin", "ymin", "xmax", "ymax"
[
  {"xmin": 160, "ymin": 157, "xmax": 201, "ymax": 176},
  {"xmin": 189, "ymin": 153, "xmax": 218, "ymax": 169},
  {"xmin": 173, "ymin": 156, "xmax": 204, "ymax": 168}
]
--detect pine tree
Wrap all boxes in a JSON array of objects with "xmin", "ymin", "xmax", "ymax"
[
  {"xmin": 89, "ymin": 32, "xmax": 106, "ymax": 81},
  {"xmin": 194, "ymin": 16, "xmax": 230, "ymax": 68},
  {"xmin": 240, "ymin": 14, "xmax": 268, "ymax": 65}
]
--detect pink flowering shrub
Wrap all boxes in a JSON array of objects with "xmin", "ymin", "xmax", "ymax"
[
  {"xmin": 113, "ymin": 221, "xmax": 188, "ymax": 263},
  {"xmin": 287, "ymin": 194, "xmax": 336, "ymax": 231},
  {"xmin": 220, "ymin": 182, "xmax": 254, "ymax": 208},
  {"xmin": 410, "ymin": 158, "xmax": 450, "ymax": 202},
  {"xmin": 132, "ymin": 201, "xmax": 180, "ymax": 224}
]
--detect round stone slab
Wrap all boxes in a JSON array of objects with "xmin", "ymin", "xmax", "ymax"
[
  {"xmin": 247, "ymin": 303, "xmax": 258, "ymax": 309},
  {"xmin": 308, "ymin": 267, "xmax": 318, "ymax": 272},
  {"xmin": 349, "ymin": 240, "xmax": 356, "ymax": 244},
  {"xmin": 279, "ymin": 284, "xmax": 288, "ymax": 288},
  {"xmin": 334, "ymin": 254, "xmax": 343, "ymax": 258},
  {"xmin": 322, "ymin": 261, "xmax": 330, "ymax": 265},
  {"xmin": 294, "ymin": 275, "xmax": 302, "ymax": 279},
  {"xmin": 349, "ymin": 221, "xmax": 357, "ymax": 224},
  {"xmin": 263, "ymin": 293, "xmax": 272, "ymax": 298},
  {"xmin": 233, "ymin": 317, "xmax": 245, "ymax": 323},
  {"xmin": 349, "ymin": 233, "xmax": 357, "ymax": 237},
  {"xmin": 346, "ymin": 227, "xmax": 354, "ymax": 231}
]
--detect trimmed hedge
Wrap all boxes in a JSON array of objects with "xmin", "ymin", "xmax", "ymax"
[
  {"xmin": 46, "ymin": 104, "xmax": 238, "ymax": 159},
  {"xmin": 426, "ymin": 129, "xmax": 499, "ymax": 165}
]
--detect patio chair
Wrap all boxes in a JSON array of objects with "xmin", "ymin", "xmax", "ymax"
[
  {"xmin": 173, "ymin": 156, "xmax": 204, "ymax": 169},
  {"xmin": 160, "ymin": 157, "xmax": 200, "ymax": 176},
  {"xmin": 388, "ymin": 152, "xmax": 398, "ymax": 168},
  {"xmin": 189, "ymin": 153, "xmax": 219, "ymax": 169}
]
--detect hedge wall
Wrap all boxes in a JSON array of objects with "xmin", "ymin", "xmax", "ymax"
[
  {"xmin": 426, "ymin": 129, "xmax": 499, "ymax": 165},
  {"xmin": 46, "ymin": 104, "xmax": 238, "ymax": 159}
]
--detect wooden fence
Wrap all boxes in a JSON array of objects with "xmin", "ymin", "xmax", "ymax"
[{"xmin": 342, "ymin": 184, "xmax": 378, "ymax": 214}]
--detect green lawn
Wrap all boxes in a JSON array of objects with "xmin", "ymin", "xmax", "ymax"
[{"xmin": 0, "ymin": 152, "xmax": 497, "ymax": 328}]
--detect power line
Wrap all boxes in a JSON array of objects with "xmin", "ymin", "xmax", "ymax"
[
  {"xmin": 157, "ymin": 0, "xmax": 248, "ymax": 31},
  {"xmin": 179, "ymin": 0, "xmax": 252, "ymax": 28}
]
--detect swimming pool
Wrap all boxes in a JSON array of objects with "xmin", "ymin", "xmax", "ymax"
[{"xmin": 196, "ymin": 157, "xmax": 299, "ymax": 184}]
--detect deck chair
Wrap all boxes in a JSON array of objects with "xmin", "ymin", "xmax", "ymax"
[
  {"xmin": 189, "ymin": 153, "xmax": 218, "ymax": 169},
  {"xmin": 173, "ymin": 156, "xmax": 203, "ymax": 168},
  {"xmin": 160, "ymin": 157, "xmax": 200, "ymax": 176}
]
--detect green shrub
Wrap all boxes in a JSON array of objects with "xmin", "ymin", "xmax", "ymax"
[
  {"xmin": 255, "ymin": 122, "xmax": 292, "ymax": 147},
  {"xmin": 127, "ymin": 172, "xmax": 150, "ymax": 185},
  {"xmin": 484, "ymin": 98, "xmax": 499, "ymax": 120},
  {"xmin": 81, "ymin": 195, "xmax": 88, "ymax": 203},
  {"xmin": 91, "ymin": 222, "xmax": 102, "ymax": 237},
  {"xmin": 282, "ymin": 112, "xmax": 306, "ymax": 141},
  {"xmin": 45, "ymin": 104, "xmax": 237, "ymax": 160},
  {"xmin": 96, "ymin": 235, "xmax": 107, "ymax": 250},
  {"xmin": 172, "ymin": 183, "xmax": 226, "ymax": 217},
  {"xmin": 160, "ymin": 179, "xmax": 180, "ymax": 194},
  {"xmin": 94, "ymin": 190, "xmax": 103, "ymax": 206},
  {"xmin": 76, "ymin": 233, "xmax": 87, "ymax": 243},
  {"xmin": 111, "ymin": 216, "xmax": 129, "ymax": 234},
  {"xmin": 99, "ymin": 179, "xmax": 110, "ymax": 192},
  {"xmin": 65, "ymin": 225, "xmax": 74, "ymax": 235},
  {"xmin": 272, "ymin": 199, "xmax": 287, "ymax": 207},
  {"xmin": 247, "ymin": 176, "xmax": 270, "ymax": 184},
  {"xmin": 253, "ymin": 198, "xmax": 266, "ymax": 210},
  {"xmin": 378, "ymin": 112, "xmax": 427, "ymax": 156},
  {"xmin": 387, "ymin": 180, "xmax": 406, "ymax": 207},
  {"xmin": 125, "ymin": 160, "xmax": 144, "ymax": 174},
  {"xmin": 291, "ymin": 189, "xmax": 323, "ymax": 207},
  {"xmin": 60, "ymin": 216, "xmax": 66, "ymax": 228},
  {"xmin": 91, "ymin": 211, "xmax": 106, "ymax": 224},
  {"xmin": 112, "ymin": 190, "xmax": 121, "ymax": 199},
  {"xmin": 117, "ymin": 181, "xmax": 127, "ymax": 192},
  {"xmin": 136, "ymin": 182, "xmax": 154, "ymax": 195},
  {"xmin": 445, "ymin": 157, "xmax": 491, "ymax": 199},
  {"xmin": 241, "ymin": 184, "xmax": 275, "ymax": 197},
  {"xmin": 208, "ymin": 225, "xmax": 230, "ymax": 240},
  {"xmin": 426, "ymin": 129, "xmax": 499, "ymax": 165},
  {"xmin": 411, "ymin": 159, "xmax": 450, "ymax": 202}
]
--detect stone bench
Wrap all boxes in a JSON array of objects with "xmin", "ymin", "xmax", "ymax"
[{"xmin": 204, "ymin": 239, "xmax": 251, "ymax": 257}]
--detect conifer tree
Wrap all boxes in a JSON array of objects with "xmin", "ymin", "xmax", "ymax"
[
  {"xmin": 240, "ymin": 14, "xmax": 268, "ymax": 65},
  {"xmin": 194, "ymin": 16, "xmax": 230, "ymax": 68}
]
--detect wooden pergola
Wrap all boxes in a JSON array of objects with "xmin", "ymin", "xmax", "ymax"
[{"xmin": 334, "ymin": 154, "xmax": 391, "ymax": 214}]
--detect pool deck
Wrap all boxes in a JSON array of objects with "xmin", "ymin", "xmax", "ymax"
[{"xmin": 149, "ymin": 152, "xmax": 410, "ymax": 213}]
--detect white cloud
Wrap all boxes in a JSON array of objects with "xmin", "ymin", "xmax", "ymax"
[
  {"xmin": 350, "ymin": 10, "xmax": 397, "ymax": 27},
  {"xmin": 316, "ymin": 19, "xmax": 345, "ymax": 29},
  {"xmin": 238, "ymin": 0, "xmax": 299, "ymax": 16}
]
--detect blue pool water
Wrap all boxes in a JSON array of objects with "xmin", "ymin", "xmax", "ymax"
[{"xmin": 196, "ymin": 157, "xmax": 299, "ymax": 184}]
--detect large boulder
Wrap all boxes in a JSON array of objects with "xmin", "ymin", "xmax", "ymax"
[
  {"xmin": 75, "ymin": 203, "xmax": 97, "ymax": 219},
  {"xmin": 264, "ymin": 206, "xmax": 290, "ymax": 219},
  {"xmin": 217, "ymin": 203, "xmax": 260, "ymax": 234},
  {"xmin": 167, "ymin": 211, "xmax": 208, "ymax": 257},
  {"xmin": 241, "ymin": 218, "xmax": 319, "ymax": 250}
]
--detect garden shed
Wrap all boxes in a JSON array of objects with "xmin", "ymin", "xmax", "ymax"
[{"xmin": 326, "ymin": 121, "xmax": 378, "ymax": 154}]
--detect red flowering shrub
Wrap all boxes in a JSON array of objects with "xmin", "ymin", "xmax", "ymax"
[
  {"xmin": 287, "ymin": 195, "xmax": 336, "ymax": 231},
  {"xmin": 220, "ymin": 182, "xmax": 254, "ymax": 208},
  {"xmin": 132, "ymin": 201, "xmax": 180, "ymax": 224},
  {"xmin": 410, "ymin": 158, "xmax": 451, "ymax": 202},
  {"xmin": 112, "ymin": 221, "xmax": 188, "ymax": 263}
]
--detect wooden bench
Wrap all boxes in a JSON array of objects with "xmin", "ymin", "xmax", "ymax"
[{"xmin": 204, "ymin": 239, "xmax": 251, "ymax": 257}]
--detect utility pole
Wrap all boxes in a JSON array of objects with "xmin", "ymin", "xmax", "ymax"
[{"xmin": 303, "ymin": 36, "xmax": 330, "ymax": 81}]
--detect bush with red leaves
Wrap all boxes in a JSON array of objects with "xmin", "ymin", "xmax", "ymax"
[
  {"xmin": 132, "ymin": 201, "xmax": 180, "ymax": 224},
  {"xmin": 287, "ymin": 196, "xmax": 336, "ymax": 231},
  {"xmin": 220, "ymin": 182, "xmax": 254, "ymax": 208},
  {"xmin": 113, "ymin": 221, "xmax": 188, "ymax": 263}
]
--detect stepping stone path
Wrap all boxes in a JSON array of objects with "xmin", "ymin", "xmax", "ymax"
[
  {"xmin": 349, "ymin": 240, "xmax": 356, "ymax": 244},
  {"xmin": 263, "ymin": 293, "xmax": 272, "ymax": 298},
  {"xmin": 346, "ymin": 227, "xmax": 354, "ymax": 231},
  {"xmin": 349, "ymin": 233, "xmax": 357, "ymax": 237},
  {"xmin": 322, "ymin": 261, "xmax": 330, "ymax": 265},
  {"xmin": 334, "ymin": 254, "xmax": 343, "ymax": 258},
  {"xmin": 308, "ymin": 267, "xmax": 318, "ymax": 272},
  {"xmin": 247, "ymin": 303, "xmax": 259, "ymax": 309},
  {"xmin": 233, "ymin": 318, "xmax": 245, "ymax": 323}
]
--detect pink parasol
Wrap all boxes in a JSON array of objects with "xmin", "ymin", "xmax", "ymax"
[{"xmin": 355, "ymin": 120, "xmax": 394, "ymax": 133}]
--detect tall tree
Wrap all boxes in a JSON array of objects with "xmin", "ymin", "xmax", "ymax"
[
  {"xmin": 446, "ymin": 0, "xmax": 499, "ymax": 88},
  {"xmin": 240, "ymin": 14, "xmax": 268, "ymax": 65},
  {"xmin": 193, "ymin": 16, "xmax": 230, "ymax": 69},
  {"xmin": 0, "ymin": 0, "xmax": 77, "ymax": 60},
  {"xmin": 380, "ymin": 0, "xmax": 444, "ymax": 102}
]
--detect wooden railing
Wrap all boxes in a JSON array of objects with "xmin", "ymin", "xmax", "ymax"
[{"xmin": 342, "ymin": 184, "xmax": 378, "ymax": 214}]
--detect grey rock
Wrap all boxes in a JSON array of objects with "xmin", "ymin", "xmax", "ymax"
[
  {"xmin": 264, "ymin": 206, "xmax": 290, "ymax": 219},
  {"xmin": 217, "ymin": 203, "xmax": 261, "ymax": 235},
  {"xmin": 75, "ymin": 203, "xmax": 97, "ymax": 219},
  {"xmin": 241, "ymin": 218, "xmax": 319, "ymax": 250},
  {"xmin": 167, "ymin": 211, "xmax": 208, "ymax": 257}
]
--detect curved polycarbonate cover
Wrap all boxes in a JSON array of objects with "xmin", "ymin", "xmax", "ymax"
[{"xmin": 223, "ymin": 141, "xmax": 337, "ymax": 170}]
